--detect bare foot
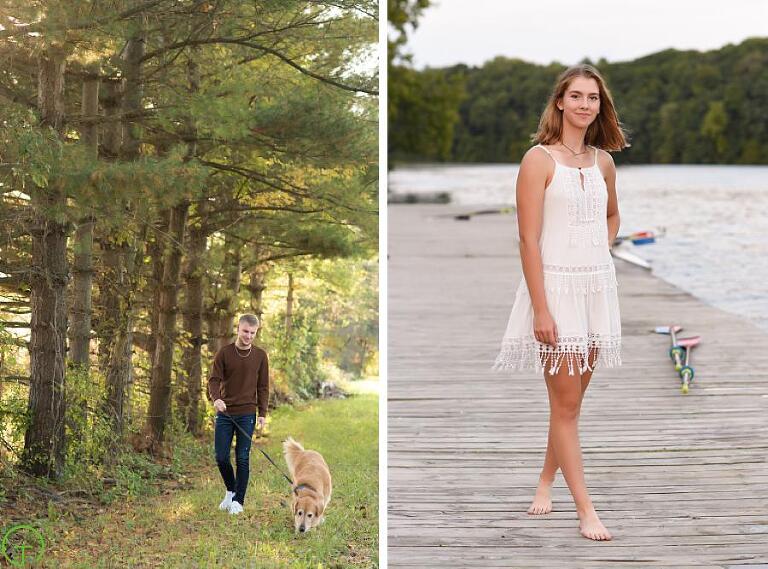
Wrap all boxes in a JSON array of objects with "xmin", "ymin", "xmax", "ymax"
[
  {"xmin": 578, "ymin": 506, "xmax": 612, "ymax": 541},
  {"xmin": 527, "ymin": 478, "xmax": 553, "ymax": 515}
]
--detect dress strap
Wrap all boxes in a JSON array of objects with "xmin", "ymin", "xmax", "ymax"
[{"xmin": 592, "ymin": 145, "xmax": 598, "ymax": 167}]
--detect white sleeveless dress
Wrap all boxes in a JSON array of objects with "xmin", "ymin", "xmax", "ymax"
[{"xmin": 493, "ymin": 144, "xmax": 622, "ymax": 376}]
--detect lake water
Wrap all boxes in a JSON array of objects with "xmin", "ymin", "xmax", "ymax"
[{"xmin": 389, "ymin": 163, "xmax": 768, "ymax": 332}]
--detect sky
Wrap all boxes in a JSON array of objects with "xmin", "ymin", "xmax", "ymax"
[{"xmin": 402, "ymin": 0, "xmax": 768, "ymax": 69}]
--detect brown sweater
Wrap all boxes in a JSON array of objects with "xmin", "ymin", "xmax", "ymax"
[{"xmin": 207, "ymin": 343, "xmax": 270, "ymax": 417}]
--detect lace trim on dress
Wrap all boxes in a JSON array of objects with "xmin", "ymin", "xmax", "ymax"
[
  {"xmin": 540, "ymin": 263, "xmax": 618, "ymax": 294},
  {"xmin": 565, "ymin": 167, "xmax": 606, "ymax": 248},
  {"xmin": 492, "ymin": 334, "xmax": 622, "ymax": 376},
  {"xmin": 568, "ymin": 223, "xmax": 607, "ymax": 248}
]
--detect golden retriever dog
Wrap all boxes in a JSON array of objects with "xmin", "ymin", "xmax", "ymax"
[{"xmin": 283, "ymin": 437, "xmax": 332, "ymax": 533}]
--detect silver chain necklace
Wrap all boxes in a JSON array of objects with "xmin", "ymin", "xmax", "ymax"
[
  {"xmin": 234, "ymin": 343, "xmax": 252, "ymax": 358},
  {"xmin": 561, "ymin": 141, "xmax": 590, "ymax": 156}
]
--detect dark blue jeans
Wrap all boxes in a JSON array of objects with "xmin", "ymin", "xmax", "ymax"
[{"xmin": 214, "ymin": 412, "xmax": 256, "ymax": 505}]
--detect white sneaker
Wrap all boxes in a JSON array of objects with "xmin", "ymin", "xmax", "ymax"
[
  {"xmin": 219, "ymin": 490, "xmax": 235, "ymax": 511},
  {"xmin": 228, "ymin": 500, "xmax": 244, "ymax": 515}
]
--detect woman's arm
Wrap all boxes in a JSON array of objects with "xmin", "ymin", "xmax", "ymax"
[
  {"xmin": 601, "ymin": 150, "xmax": 620, "ymax": 247},
  {"xmin": 516, "ymin": 148, "xmax": 558, "ymax": 347}
]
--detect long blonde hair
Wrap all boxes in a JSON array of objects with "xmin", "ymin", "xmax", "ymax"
[{"xmin": 533, "ymin": 64, "xmax": 629, "ymax": 151}]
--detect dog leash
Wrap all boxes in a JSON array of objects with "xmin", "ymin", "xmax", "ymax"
[{"xmin": 216, "ymin": 411, "xmax": 294, "ymax": 487}]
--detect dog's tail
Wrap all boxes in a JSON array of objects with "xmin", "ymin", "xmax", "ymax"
[{"xmin": 283, "ymin": 436, "xmax": 305, "ymax": 472}]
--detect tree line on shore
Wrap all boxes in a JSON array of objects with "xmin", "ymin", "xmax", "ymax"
[{"xmin": 390, "ymin": 35, "xmax": 768, "ymax": 165}]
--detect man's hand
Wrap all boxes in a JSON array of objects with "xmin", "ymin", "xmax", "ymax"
[
  {"xmin": 213, "ymin": 399, "xmax": 227, "ymax": 413},
  {"xmin": 256, "ymin": 416, "xmax": 266, "ymax": 430}
]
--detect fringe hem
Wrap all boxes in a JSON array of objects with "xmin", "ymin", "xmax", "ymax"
[{"xmin": 492, "ymin": 337, "xmax": 622, "ymax": 376}]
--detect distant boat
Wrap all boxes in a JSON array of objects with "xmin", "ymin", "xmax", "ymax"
[
  {"xmin": 436, "ymin": 206, "xmax": 516, "ymax": 220},
  {"xmin": 611, "ymin": 241, "xmax": 651, "ymax": 269},
  {"xmin": 388, "ymin": 191, "xmax": 451, "ymax": 204}
]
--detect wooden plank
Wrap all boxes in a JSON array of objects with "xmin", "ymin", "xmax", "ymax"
[{"xmin": 387, "ymin": 205, "xmax": 768, "ymax": 567}]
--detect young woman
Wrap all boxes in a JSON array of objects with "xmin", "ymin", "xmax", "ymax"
[{"xmin": 493, "ymin": 64, "xmax": 628, "ymax": 541}]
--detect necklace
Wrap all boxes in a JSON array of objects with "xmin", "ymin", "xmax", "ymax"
[
  {"xmin": 234, "ymin": 343, "xmax": 252, "ymax": 358},
  {"xmin": 561, "ymin": 141, "xmax": 590, "ymax": 156}
]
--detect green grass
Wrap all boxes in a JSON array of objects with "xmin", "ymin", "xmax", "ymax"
[{"xmin": 34, "ymin": 395, "xmax": 378, "ymax": 568}]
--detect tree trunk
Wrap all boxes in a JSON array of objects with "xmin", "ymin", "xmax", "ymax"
[
  {"xmin": 67, "ymin": 217, "xmax": 93, "ymax": 464},
  {"xmin": 357, "ymin": 336, "xmax": 369, "ymax": 377},
  {"xmin": 174, "ymin": 48, "xmax": 203, "ymax": 434},
  {"xmin": 214, "ymin": 239, "xmax": 242, "ymax": 351},
  {"xmin": 248, "ymin": 263, "xmax": 269, "ymax": 327},
  {"xmin": 103, "ymin": 310, "xmax": 133, "ymax": 438},
  {"xmin": 205, "ymin": 308, "xmax": 218, "ymax": 354},
  {"xmin": 178, "ymin": 210, "xmax": 207, "ymax": 435},
  {"xmin": 99, "ymin": 241, "xmax": 134, "ymax": 442},
  {"xmin": 22, "ymin": 45, "xmax": 69, "ymax": 479},
  {"xmin": 96, "ymin": 242, "xmax": 123, "ymax": 372},
  {"xmin": 100, "ymin": 77, "xmax": 124, "ymax": 159},
  {"xmin": 123, "ymin": 226, "xmax": 148, "ymax": 424},
  {"xmin": 145, "ymin": 201, "xmax": 189, "ymax": 454},
  {"xmin": 99, "ymin": 28, "xmax": 145, "ymax": 446},
  {"xmin": 285, "ymin": 272, "xmax": 294, "ymax": 336},
  {"xmin": 147, "ymin": 212, "xmax": 169, "ymax": 360},
  {"xmin": 69, "ymin": 221, "xmax": 94, "ymax": 365},
  {"xmin": 68, "ymin": 63, "xmax": 99, "ymax": 367},
  {"xmin": 95, "ymin": 76, "xmax": 124, "ymax": 374},
  {"xmin": 121, "ymin": 27, "xmax": 144, "ymax": 161}
]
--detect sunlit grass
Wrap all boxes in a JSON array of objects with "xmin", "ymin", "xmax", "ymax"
[{"xmin": 36, "ymin": 395, "xmax": 378, "ymax": 568}]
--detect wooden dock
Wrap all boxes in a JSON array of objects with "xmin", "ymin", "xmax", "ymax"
[{"xmin": 388, "ymin": 204, "xmax": 768, "ymax": 568}]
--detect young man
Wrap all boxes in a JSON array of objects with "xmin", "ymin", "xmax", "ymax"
[{"xmin": 208, "ymin": 314, "xmax": 270, "ymax": 514}]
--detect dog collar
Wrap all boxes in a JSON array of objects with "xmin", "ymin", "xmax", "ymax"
[{"xmin": 293, "ymin": 483, "xmax": 316, "ymax": 495}]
